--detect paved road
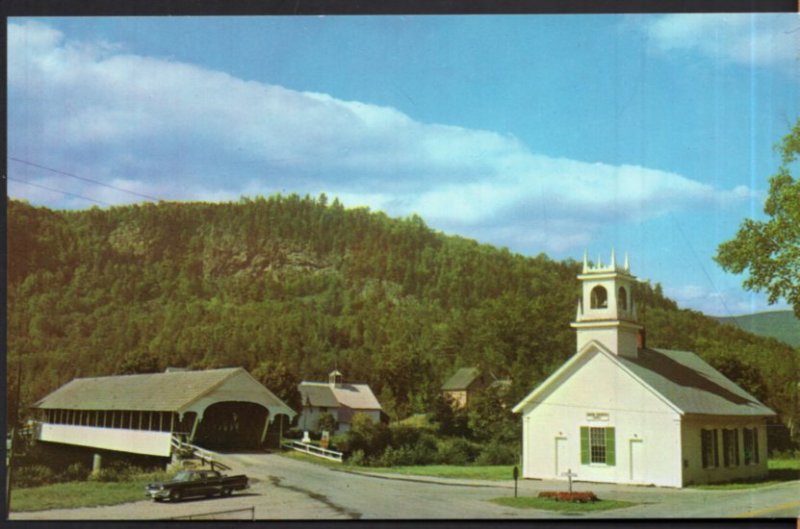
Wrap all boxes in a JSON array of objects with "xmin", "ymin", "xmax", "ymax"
[{"xmin": 9, "ymin": 452, "xmax": 800, "ymax": 520}]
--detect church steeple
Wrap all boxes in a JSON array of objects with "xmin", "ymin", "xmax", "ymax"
[{"xmin": 571, "ymin": 249, "xmax": 643, "ymax": 358}]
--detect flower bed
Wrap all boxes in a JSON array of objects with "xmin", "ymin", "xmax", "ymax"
[{"xmin": 537, "ymin": 491, "xmax": 598, "ymax": 503}]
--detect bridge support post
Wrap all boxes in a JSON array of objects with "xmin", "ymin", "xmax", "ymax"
[{"xmin": 92, "ymin": 453, "xmax": 102, "ymax": 475}]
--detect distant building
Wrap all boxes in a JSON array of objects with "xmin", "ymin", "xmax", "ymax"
[
  {"xmin": 441, "ymin": 368, "xmax": 485, "ymax": 409},
  {"xmin": 31, "ymin": 367, "xmax": 296, "ymax": 456},
  {"xmin": 298, "ymin": 370, "xmax": 382, "ymax": 433},
  {"xmin": 513, "ymin": 251, "xmax": 774, "ymax": 487},
  {"xmin": 441, "ymin": 367, "xmax": 510, "ymax": 409}
]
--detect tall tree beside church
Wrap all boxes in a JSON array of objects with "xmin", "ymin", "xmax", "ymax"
[{"xmin": 715, "ymin": 118, "xmax": 800, "ymax": 317}]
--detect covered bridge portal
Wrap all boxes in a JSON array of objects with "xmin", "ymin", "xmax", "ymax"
[{"xmin": 31, "ymin": 368, "xmax": 295, "ymax": 457}]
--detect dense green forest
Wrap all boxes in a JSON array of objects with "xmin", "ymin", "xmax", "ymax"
[
  {"xmin": 715, "ymin": 311, "xmax": 800, "ymax": 348},
  {"xmin": 7, "ymin": 196, "xmax": 799, "ymax": 441}
]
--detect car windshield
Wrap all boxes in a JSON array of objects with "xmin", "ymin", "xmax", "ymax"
[{"xmin": 173, "ymin": 471, "xmax": 195, "ymax": 482}]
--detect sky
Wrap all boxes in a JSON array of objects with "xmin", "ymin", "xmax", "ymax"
[{"xmin": 7, "ymin": 15, "xmax": 800, "ymax": 316}]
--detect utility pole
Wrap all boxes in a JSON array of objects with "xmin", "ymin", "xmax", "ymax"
[{"xmin": 6, "ymin": 362, "xmax": 22, "ymax": 515}]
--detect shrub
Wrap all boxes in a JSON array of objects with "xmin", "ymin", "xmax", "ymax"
[
  {"xmin": 436, "ymin": 437, "xmax": 481, "ymax": 465},
  {"xmin": 318, "ymin": 412, "xmax": 337, "ymax": 434},
  {"xmin": 13, "ymin": 465, "xmax": 57, "ymax": 488},
  {"xmin": 347, "ymin": 449, "xmax": 367, "ymax": 466},
  {"xmin": 411, "ymin": 433, "xmax": 439, "ymax": 465},
  {"xmin": 330, "ymin": 433, "xmax": 349, "ymax": 453},
  {"xmin": 476, "ymin": 440, "xmax": 517, "ymax": 465},
  {"xmin": 770, "ymin": 448, "xmax": 800, "ymax": 460},
  {"xmin": 61, "ymin": 462, "xmax": 89, "ymax": 482},
  {"xmin": 374, "ymin": 433, "xmax": 439, "ymax": 466},
  {"xmin": 349, "ymin": 414, "xmax": 390, "ymax": 457},
  {"xmin": 538, "ymin": 491, "xmax": 598, "ymax": 503},
  {"xmin": 88, "ymin": 461, "xmax": 136, "ymax": 482},
  {"xmin": 390, "ymin": 424, "xmax": 422, "ymax": 447}
]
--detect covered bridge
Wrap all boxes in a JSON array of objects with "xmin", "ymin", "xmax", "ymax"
[{"xmin": 31, "ymin": 367, "xmax": 295, "ymax": 457}]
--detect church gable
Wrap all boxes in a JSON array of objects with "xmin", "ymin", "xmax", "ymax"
[{"xmin": 521, "ymin": 346, "xmax": 679, "ymax": 418}]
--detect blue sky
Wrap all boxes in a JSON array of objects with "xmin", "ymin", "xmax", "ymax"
[{"xmin": 8, "ymin": 15, "xmax": 800, "ymax": 316}]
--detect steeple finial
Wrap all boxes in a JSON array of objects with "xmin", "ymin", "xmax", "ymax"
[
  {"xmin": 582, "ymin": 250, "xmax": 589, "ymax": 273},
  {"xmin": 623, "ymin": 252, "xmax": 629, "ymax": 271},
  {"xmin": 610, "ymin": 248, "xmax": 616, "ymax": 269},
  {"xmin": 597, "ymin": 254, "xmax": 602, "ymax": 268}
]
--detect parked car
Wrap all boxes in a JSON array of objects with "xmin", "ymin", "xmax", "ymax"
[{"xmin": 146, "ymin": 469, "xmax": 249, "ymax": 502}]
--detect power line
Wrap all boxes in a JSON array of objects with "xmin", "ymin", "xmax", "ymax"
[
  {"xmin": 668, "ymin": 211, "xmax": 736, "ymax": 319},
  {"xmin": 8, "ymin": 176, "xmax": 112, "ymax": 206},
  {"xmin": 8, "ymin": 156, "xmax": 160, "ymax": 201}
]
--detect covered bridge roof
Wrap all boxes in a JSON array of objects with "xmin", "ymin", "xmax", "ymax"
[{"xmin": 33, "ymin": 367, "xmax": 296, "ymax": 418}]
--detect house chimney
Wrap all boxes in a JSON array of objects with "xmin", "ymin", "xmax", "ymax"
[{"xmin": 637, "ymin": 328, "xmax": 647, "ymax": 351}]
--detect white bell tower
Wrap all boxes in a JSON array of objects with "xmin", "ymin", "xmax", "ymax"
[{"xmin": 571, "ymin": 249, "xmax": 643, "ymax": 358}]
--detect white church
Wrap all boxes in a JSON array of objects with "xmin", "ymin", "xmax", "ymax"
[{"xmin": 512, "ymin": 251, "xmax": 774, "ymax": 488}]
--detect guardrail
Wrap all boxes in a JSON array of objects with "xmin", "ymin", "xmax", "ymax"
[
  {"xmin": 170, "ymin": 506, "xmax": 255, "ymax": 520},
  {"xmin": 171, "ymin": 435, "xmax": 231, "ymax": 471},
  {"xmin": 282, "ymin": 440, "xmax": 343, "ymax": 462}
]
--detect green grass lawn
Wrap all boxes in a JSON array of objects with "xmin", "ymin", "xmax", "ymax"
[
  {"xmin": 768, "ymin": 458, "xmax": 800, "ymax": 471},
  {"xmin": 10, "ymin": 478, "xmax": 154, "ymax": 512},
  {"xmin": 491, "ymin": 496, "xmax": 636, "ymax": 513},
  {"xmin": 366, "ymin": 464, "xmax": 514, "ymax": 481},
  {"xmin": 281, "ymin": 450, "xmax": 513, "ymax": 480}
]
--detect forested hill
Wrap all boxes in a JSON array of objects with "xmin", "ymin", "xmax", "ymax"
[
  {"xmin": 7, "ymin": 196, "xmax": 799, "ymax": 432},
  {"xmin": 714, "ymin": 311, "xmax": 800, "ymax": 348}
]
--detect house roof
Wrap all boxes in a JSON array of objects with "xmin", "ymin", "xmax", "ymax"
[
  {"xmin": 299, "ymin": 383, "xmax": 340, "ymax": 408},
  {"xmin": 299, "ymin": 381, "xmax": 382, "ymax": 411},
  {"xmin": 441, "ymin": 367, "xmax": 481, "ymax": 391},
  {"xmin": 513, "ymin": 344, "xmax": 775, "ymax": 418},
  {"xmin": 618, "ymin": 348, "xmax": 775, "ymax": 417},
  {"xmin": 33, "ymin": 367, "xmax": 296, "ymax": 416}
]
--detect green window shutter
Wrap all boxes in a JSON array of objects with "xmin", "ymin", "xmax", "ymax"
[
  {"xmin": 580, "ymin": 427, "xmax": 589, "ymax": 465},
  {"xmin": 605, "ymin": 427, "xmax": 616, "ymax": 466}
]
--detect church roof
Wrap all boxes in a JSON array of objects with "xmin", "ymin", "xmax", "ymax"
[
  {"xmin": 618, "ymin": 348, "xmax": 774, "ymax": 417},
  {"xmin": 441, "ymin": 367, "xmax": 482, "ymax": 391},
  {"xmin": 513, "ymin": 344, "xmax": 775, "ymax": 417}
]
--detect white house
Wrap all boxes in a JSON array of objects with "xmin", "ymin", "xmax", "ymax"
[
  {"xmin": 298, "ymin": 370, "xmax": 382, "ymax": 433},
  {"xmin": 513, "ymin": 251, "xmax": 775, "ymax": 488}
]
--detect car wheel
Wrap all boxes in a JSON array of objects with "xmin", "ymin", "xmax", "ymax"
[
  {"xmin": 222, "ymin": 488, "xmax": 232, "ymax": 497},
  {"xmin": 170, "ymin": 489, "xmax": 182, "ymax": 502}
]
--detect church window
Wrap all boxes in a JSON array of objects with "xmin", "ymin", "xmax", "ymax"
[
  {"xmin": 590, "ymin": 286, "xmax": 608, "ymax": 309},
  {"xmin": 701, "ymin": 429, "xmax": 718, "ymax": 468},
  {"xmin": 580, "ymin": 426, "xmax": 615, "ymax": 465},
  {"xmin": 743, "ymin": 428, "xmax": 759, "ymax": 465},
  {"xmin": 722, "ymin": 429, "xmax": 739, "ymax": 467},
  {"xmin": 618, "ymin": 287, "xmax": 628, "ymax": 311}
]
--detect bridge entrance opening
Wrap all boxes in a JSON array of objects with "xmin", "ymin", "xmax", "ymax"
[{"xmin": 193, "ymin": 402, "xmax": 269, "ymax": 450}]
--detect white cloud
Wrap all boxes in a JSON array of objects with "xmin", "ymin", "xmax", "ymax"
[
  {"xmin": 640, "ymin": 14, "xmax": 800, "ymax": 73},
  {"xmin": 664, "ymin": 283, "xmax": 791, "ymax": 316},
  {"xmin": 8, "ymin": 21, "xmax": 754, "ymax": 253}
]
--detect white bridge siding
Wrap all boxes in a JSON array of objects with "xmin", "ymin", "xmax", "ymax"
[
  {"xmin": 521, "ymin": 351, "xmax": 683, "ymax": 488},
  {"xmin": 37, "ymin": 423, "xmax": 173, "ymax": 457}
]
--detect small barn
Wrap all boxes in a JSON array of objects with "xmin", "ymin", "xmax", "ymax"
[
  {"xmin": 441, "ymin": 368, "xmax": 510, "ymax": 409},
  {"xmin": 513, "ymin": 252, "xmax": 774, "ymax": 487},
  {"xmin": 298, "ymin": 370, "xmax": 382, "ymax": 433},
  {"xmin": 441, "ymin": 367, "xmax": 486, "ymax": 409},
  {"xmin": 31, "ymin": 367, "xmax": 296, "ymax": 456}
]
